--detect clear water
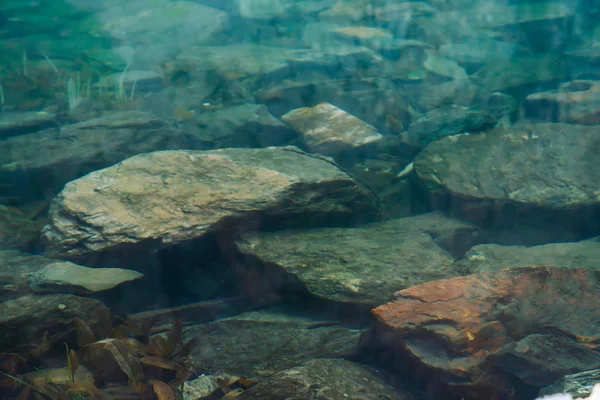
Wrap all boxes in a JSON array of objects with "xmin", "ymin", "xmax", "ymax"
[{"xmin": 1, "ymin": 0, "xmax": 599, "ymax": 399}]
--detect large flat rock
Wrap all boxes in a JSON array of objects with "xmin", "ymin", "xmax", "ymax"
[
  {"xmin": 184, "ymin": 310, "xmax": 362, "ymax": 377},
  {"xmin": 415, "ymin": 123, "xmax": 600, "ymax": 210},
  {"xmin": 458, "ymin": 238, "xmax": 600, "ymax": 274},
  {"xmin": 44, "ymin": 146, "xmax": 380, "ymax": 257},
  {"xmin": 235, "ymin": 212, "xmax": 481, "ymax": 306},
  {"xmin": 240, "ymin": 358, "xmax": 408, "ymax": 400}
]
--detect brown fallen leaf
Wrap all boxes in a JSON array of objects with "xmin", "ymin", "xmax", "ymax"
[
  {"xmin": 74, "ymin": 317, "xmax": 96, "ymax": 347},
  {"xmin": 166, "ymin": 320, "xmax": 183, "ymax": 348},
  {"xmin": 222, "ymin": 388, "xmax": 244, "ymax": 399},
  {"xmin": 102, "ymin": 339, "xmax": 144, "ymax": 387},
  {"xmin": 149, "ymin": 379, "xmax": 175, "ymax": 400},
  {"xmin": 139, "ymin": 356, "xmax": 179, "ymax": 371},
  {"xmin": 29, "ymin": 331, "xmax": 51, "ymax": 359},
  {"xmin": 216, "ymin": 377, "xmax": 232, "ymax": 394}
]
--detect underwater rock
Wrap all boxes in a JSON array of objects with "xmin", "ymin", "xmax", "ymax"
[
  {"xmin": 400, "ymin": 105, "xmax": 496, "ymax": 151},
  {"xmin": 485, "ymin": 91, "xmax": 519, "ymax": 121},
  {"xmin": 349, "ymin": 158, "xmax": 417, "ymax": 219},
  {"xmin": 0, "ymin": 250, "xmax": 43, "ymax": 301},
  {"xmin": 28, "ymin": 262, "xmax": 143, "ymax": 295},
  {"xmin": 363, "ymin": 266, "xmax": 600, "ymax": 399},
  {"xmin": 472, "ymin": 55, "xmax": 570, "ymax": 95},
  {"xmin": 414, "ymin": 123, "xmax": 600, "ymax": 213},
  {"xmin": 127, "ymin": 297, "xmax": 249, "ymax": 328},
  {"xmin": 256, "ymin": 77, "xmax": 411, "ymax": 133},
  {"xmin": 184, "ymin": 310, "xmax": 362, "ymax": 377},
  {"xmin": 0, "ymin": 111, "xmax": 56, "ymax": 139},
  {"xmin": 189, "ymin": 103, "xmax": 297, "ymax": 149},
  {"xmin": 44, "ymin": 146, "xmax": 380, "ymax": 257},
  {"xmin": 524, "ymin": 80, "xmax": 600, "ymax": 125},
  {"xmin": 0, "ymin": 110, "xmax": 191, "ymax": 201},
  {"xmin": 332, "ymin": 26, "xmax": 393, "ymax": 40},
  {"xmin": 94, "ymin": 1, "xmax": 228, "ymax": 67},
  {"xmin": 240, "ymin": 358, "xmax": 409, "ymax": 399},
  {"xmin": 95, "ymin": 70, "xmax": 164, "ymax": 98},
  {"xmin": 176, "ymin": 43, "xmax": 382, "ymax": 88},
  {"xmin": 318, "ymin": 0, "xmax": 373, "ymax": 23},
  {"xmin": 183, "ymin": 373, "xmax": 245, "ymax": 399},
  {"xmin": 566, "ymin": 46, "xmax": 600, "ymax": 62},
  {"xmin": 470, "ymin": 2, "xmax": 574, "ymax": 52},
  {"xmin": 0, "ymin": 293, "xmax": 111, "ymax": 353},
  {"xmin": 234, "ymin": 212, "xmax": 481, "ymax": 307},
  {"xmin": 539, "ymin": 369, "xmax": 600, "ymax": 399},
  {"xmin": 0, "ymin": 205, "xmax": 40, "ymax": 252},
  {"xmin": 0, "ymin": 250, "xmax": 142, "ymax": 300},
  {"xmin": 281, "ymin": 102, "xmax": 383, "ymax": 156},
  {"xmin": 472, "ymin": 2, "xmax": 573, "ymax": 31},
  {"xmin": 439, "ymin": 37, "xmax": 529, "ymax": 66},
  {"xmin": 235, "ymin": 0, "xmax": 287, "ymax": 20},
  {"xmin": 368, "ymin": 38, "xmax": 432, "ymax": 60},
  {"xmin": 423, "ymin": 51, "xmax": 468, "ymax": 80},
  {"xmin": 411, "ymin": 78, "xmax": 490, "ymax": 113},
  {"xmin": 457, "ymin": 238, "xmax": 600, "ymax": 275},
  {"xmin": 373, "ymin": 2, "xmax": 437, "ymax": 22}
]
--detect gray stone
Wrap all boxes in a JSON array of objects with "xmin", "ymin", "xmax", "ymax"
[
  {"xmin": 524, "ymin": 80, "xmax": 600, "ymax": 125},
  {"xmin": 0, "ymin": 111, "xmax": 191, "ymax": 201},
  {"xmin": 29, "ymin": 262, "xmax": 143, "ymax": 295},
  {"xmin": 0, "ymin": 206, "xmax": 39, "ymax": 251},
  {"xmin": 457, "ymin": 238, "xmax": 600, "ymax": 275},
  {"xmin": 235, "ymin": 213, "xmax": 481, "ymax": 306},
  {"xmin": 241, "ymin": 358, "xmax": 409, "ymax": 399},
  {"xmin": 0, "ymin": 111, "xmax": 56, "ymax": 139},
  {"xmin": 0, "ymin": 294, "xmax": 112, "ymax": 353},
  {"xmin": 175, "ymin": 43, "xmax": 382, "ymax": 87},
  {"xmin": 423, "ymin": 51, "xmax": 467, "ymax": 80},
  {"xmin": 235, "ymin": 0, "xmax": 287, "ymax": 20},
  {"xmin": 93, "ymin": 0, "xmax": 228, "ymax": 67},
  {"xmin": 539, "ymin": 369, "xmax": 600, "ymax": 399},
  {"xmin": 95, "ymin": 70, "xmax": 163, "ymax": 97},
  {"xmin": 472, "ymin": 56, "xmax": 570, "ymax": 94},
  {"xmin": 44, "ymin": 146, "xmax": 380, "ymax": 257},
  {"xmin": 411, "ymin": 78, "xmax": 491, "ymax": 112},
  {"xmin": 190, "ymin": 103, "xmax": 297, "ymax": 149},
  {"xmin": 415, "ymin": 123, "xmax": 600, "ymax": 210},
  {"xmin": 0, "ymin": 250, "xmax": 143, "ymax": 300},
  {"xmin": 256, "ymin": 78, "xmax": 411, "ymax": 133},
  {"xmin": 400, "ymin": 105, "xmax": 496, "ymax": 150},
  {"xmin": 185, "ymin": 310, "xmax": 363, "ymax": 377}
]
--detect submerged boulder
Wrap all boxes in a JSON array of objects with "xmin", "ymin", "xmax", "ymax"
[
  {"xmin": 0, "ymin": 110, "xmax": 190, "ymax": 201},
  {"xmin": 362, "ymin": 266, "xmax": 600, "ymax": 399},
  {"xmin": 0, "ymin": 294, "xmax": 112, "ymax": 354},
  {"xmin": 44, "ymin": 146, "xmax": 380, "ymax": 257},
  {"xmin": 457, "ymin": 237, "xmax": 600, "ymax": 274},
  {"xmin": 240, "ymin": 358, "xmax": 409, "ymax": 400},
  {"xmin": 234, "ymin": 212, "xmax": 481, "ymax": 307},
  {"xmin": 414, "ymin": 123, "xmax": 600, "ymax": 232}
]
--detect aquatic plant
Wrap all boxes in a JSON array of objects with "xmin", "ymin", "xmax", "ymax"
[{"xmin": 0, "ymin": 316, "xmax": 199, "ymax": 399}]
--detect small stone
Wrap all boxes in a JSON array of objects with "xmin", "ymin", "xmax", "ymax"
[
  {"xmin": 29, "ymin": 262, "xmax": 143, "ymax": 294},
  {"xmin": 281, "ymin": 103, "xmax": 382, "ymax": 156}
]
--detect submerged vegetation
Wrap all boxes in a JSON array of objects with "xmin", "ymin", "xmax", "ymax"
[{"xmin": 0, "ymin": 316, "xmax": 254, "ymax": 399}]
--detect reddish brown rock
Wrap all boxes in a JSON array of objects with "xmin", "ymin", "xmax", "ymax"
[{"xmin": 364, "ymin": 266, "xmax": 600, "ymax": 399}]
